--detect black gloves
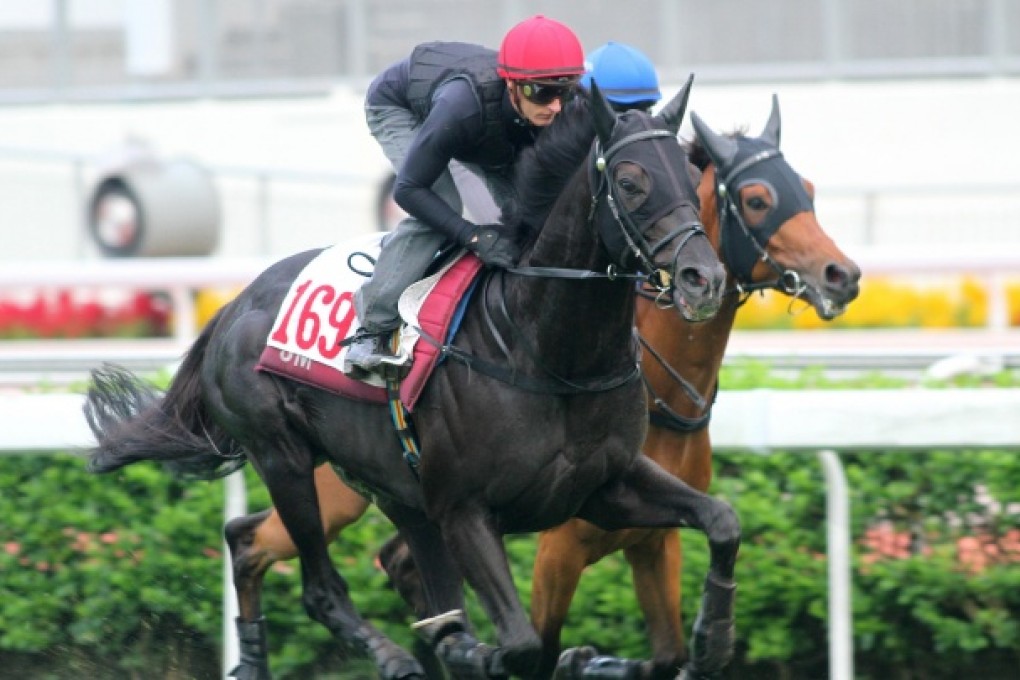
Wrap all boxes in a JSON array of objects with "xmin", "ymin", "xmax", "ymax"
[{"xmin": 461, "ymin": 224, "xmax": 521, "ymax": 269}]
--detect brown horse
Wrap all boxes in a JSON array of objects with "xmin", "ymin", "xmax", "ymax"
[{"xmin": 223, "ymin": 96, "xmax": 860, "ymax": 679}]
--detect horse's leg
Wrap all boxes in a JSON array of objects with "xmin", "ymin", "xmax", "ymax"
[
  {"xmin": 575, "ymin": 457, "xmax": 739, "ymax": 678},
  {"xmin": 437, "ymin": 511, "xmax": 542, "ymax": 678},
  {"xmin": 378, "ymin": 500, "xmax": 515, "ymax": 680},
  {"xmin": 224, "ymin": 466, "xmax": 371, "ymax": 679},
  {"xmin": 377, "ymin": 532, "xmax": 430, "ymax": 617},
  {"xmin": 624, "ymin": 531, "xmax": 685, "ymax": 679},
  {"xmin": 530, "ymin": 525, "xmax": 594, "ymax": 678},
  {"xmin": 244, "ymin": 438, "xmax": 422, "ymax": 680},
  {"xmin": 224, "ymin": 507, "xmax": 273, "ymax": 680}
]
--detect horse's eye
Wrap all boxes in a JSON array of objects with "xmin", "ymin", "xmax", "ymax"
[
  {"xmin": 747, "ymin": 196, "xmax": 769, "ymax": 211},
  {"xmin": 618, "ymin": 178, "xmax": 639, "ymax": 194}
]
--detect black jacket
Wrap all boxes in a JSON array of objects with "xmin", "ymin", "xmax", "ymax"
[{"xmin": 366, "ymin": 42, "xmax": 538, "ymax": 243}]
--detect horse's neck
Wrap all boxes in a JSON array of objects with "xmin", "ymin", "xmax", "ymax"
[{"xmin": 508, "ymin": 172, "xmax": 635, "ymax": 371}]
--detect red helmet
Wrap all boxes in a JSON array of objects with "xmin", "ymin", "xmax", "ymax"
[{"xmin": 497, "ymin": 15, "xmax": 585, "ymax": 81}]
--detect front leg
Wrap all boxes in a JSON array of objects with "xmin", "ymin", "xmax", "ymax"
[
  {"xmin": 576, "ymin": 456, "xmax": 739, "ymax": 676},
  {"xmin": 440, "ymin": 510, "xmax": 542, "ymax": 678}
]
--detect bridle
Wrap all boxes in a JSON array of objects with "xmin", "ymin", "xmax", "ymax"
[
  {"xmin": 587, "ymin": 128, "xmax": 708, "ymax": 301},
  {"xmin": 424, "ymin": 123, "xmax": 708, "ymax": 395},
  {"xmin": 714, "ymin": 147, "xmax": 809, "ymax": 303},
  {"xmin": 639, "ymin": 141, "xmax": 814, "ymax": 433}
]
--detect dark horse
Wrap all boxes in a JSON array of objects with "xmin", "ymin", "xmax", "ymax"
[
  {"xmin": 85, "ymin": 82, "xmax": 739, "ymax": 680},
  {"xmin": 219, "ymin": 95, "xmax": 861, "ymax": 679}
]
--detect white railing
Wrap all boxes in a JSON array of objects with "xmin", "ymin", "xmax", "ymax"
[
  {"xmin": 4, "ymin": 388, "xmax": 1020, "ymax": 680},
  {"xmin": 3, "ymin": 145, "xmax": 1020, "ymax": 264},
  {"xmin": 0, "ymin": 245, "xmax": 1015, "ymax": 346}
]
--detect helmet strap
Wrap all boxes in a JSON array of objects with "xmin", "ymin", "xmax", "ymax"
[{"xmin": 506, "ymin": 81, "xmax": 538, "ymax": 127}]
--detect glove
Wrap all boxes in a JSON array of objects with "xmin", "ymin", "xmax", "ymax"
[{"xmin": 462, "ymin": 225, "xmax": 521, "ymax": 269}]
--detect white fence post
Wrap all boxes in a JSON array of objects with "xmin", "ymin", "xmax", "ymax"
[
  {"xmin": 222, "ymin": 469, "xmax": 248, "ymax": 678},
  {"xmin": 818, "ymin": 449, "xmax": 853, "ymax": 680}
]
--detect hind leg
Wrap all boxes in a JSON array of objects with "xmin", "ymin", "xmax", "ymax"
[
  {"xmin": 238, "ymin": 435, "xmax": 421, "ymax": 680},
  {"xmin": 224, "ymin": 466, "xmax": 372, "ymax": 679}
]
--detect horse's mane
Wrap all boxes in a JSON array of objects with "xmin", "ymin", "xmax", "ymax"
[
  {"xmin": 683, "ymin": 126, "xmax": 749, "ymax": 172},
  {"xmin": 506, "ymin": 95, "xmax": 596, "ymax": 233}
]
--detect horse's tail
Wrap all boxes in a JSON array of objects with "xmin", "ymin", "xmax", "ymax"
[{"xmin": 84, "ymin": 313, "xmax": 246, "ymax": 480}]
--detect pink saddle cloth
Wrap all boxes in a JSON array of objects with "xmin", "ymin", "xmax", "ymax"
[{"xmin": 257, "ymin": 248, "xmax": 484, "ymax": 412}]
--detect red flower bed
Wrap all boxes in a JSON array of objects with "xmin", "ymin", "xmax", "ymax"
[{"xmin": 0, "ymin": 290, "xmax": 171, "ymax": 339}]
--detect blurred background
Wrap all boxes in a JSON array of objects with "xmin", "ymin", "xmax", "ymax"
[
  {"xmin": 1, "ymin": 0, "xmax": 1019, "ymax": 354},
  {"xmin": 1, "ymin": 3, "xmax": 1020, "ymax": 679},
  {"xmin": 1, "ymin": 0, "xmax": 1018, "ymax": 261}
]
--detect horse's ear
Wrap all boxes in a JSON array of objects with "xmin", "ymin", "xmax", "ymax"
[
  {"xmin": 589, "ymin": 79, "xmax": 616, "ymax": 148},
  {"xmin": 760, "ymin": 93, "xmax": 782, "ymax": 148},
  {"xmin": 656, "ymin": 72, "xmax": 695, "ymax": 135},
  {"xmin": 691, "ymin": 111, "xmax": 739, "ymax": 169}
]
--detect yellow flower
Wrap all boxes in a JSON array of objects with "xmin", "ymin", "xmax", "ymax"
[{"xmin": 194, "ymin": 287, "xmax": 241, "ymax": 329}]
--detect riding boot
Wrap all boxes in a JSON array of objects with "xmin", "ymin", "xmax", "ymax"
[
  {"xmin": 342, "ymin": 329, "xmax": 410, "ymax": 380},
  {"xmin": 229, "ymin": 617, "xmax": 271, "ymax": 680}
]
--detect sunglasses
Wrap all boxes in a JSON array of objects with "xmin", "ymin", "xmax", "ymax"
[{"xmin": 518, "ymin": 80, "xmax": 577, "ymax": 106}]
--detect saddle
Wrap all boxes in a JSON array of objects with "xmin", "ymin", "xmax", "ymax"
[{"xmin": 256, "ymin": 235, "xmax": 484, "ymax": 412}]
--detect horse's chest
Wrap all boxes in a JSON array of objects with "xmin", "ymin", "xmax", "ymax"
[{"xmin": 495, "ymin": 402, "xmax": 646, "ymax": 530}]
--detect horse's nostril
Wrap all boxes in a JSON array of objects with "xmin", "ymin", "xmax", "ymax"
[
  {"xmin": 825, "ymin": 263, "xmax": 849, "ymax": 288},
  {"xmin": 825, "ymin": 261, "xmax": 862, "ymax": 289}
]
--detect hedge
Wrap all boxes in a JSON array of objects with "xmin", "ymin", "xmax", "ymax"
[{"xmin": 2, "ymin": 367, "xmax": 1019, "ymax": 679}]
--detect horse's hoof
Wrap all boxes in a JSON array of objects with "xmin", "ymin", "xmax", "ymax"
[
  {"xmin": 381, "ymin": 657, "xmax": 426, "ymax": 680},
  {"xmin": 554, "ymin": 646, "xmax": 600, "ymax": 679},
  {"xmin": 231, "ymin": 617, "xmax": 272, "ymax": 680},
  {"xmin": 688, "ymin": 618, "xmax": 735, "ymax": 674},
  {"xmin": 228, "ymin": 663, "xmax": 272, "ymax": 680},
  {"xmin": 435, "ymin": 631, "xmax": 500, "ymax": 678},
  {"xmin": 362, "ymin": 630, "xmax": 426, "ymax": 680},
  {"xmin": 578, "ymin": 655, "xmax": 643, "ymax": 679},
  {"xmin": 412, "ymin": 637, "xmax": 448, "ymax": 680},
  {"xmin": 676, "ymin": 665, "xmax": 721, "ymax": 680}
]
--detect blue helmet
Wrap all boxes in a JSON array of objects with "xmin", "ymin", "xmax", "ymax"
[{"xmin": 580, "ymin": 41, "xmax": 662, "ymax": 106}]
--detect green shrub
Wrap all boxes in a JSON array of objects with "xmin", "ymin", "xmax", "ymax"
[{"xmin": 3, "ymin": 368, "xmax": 1020, "ymax": 678}]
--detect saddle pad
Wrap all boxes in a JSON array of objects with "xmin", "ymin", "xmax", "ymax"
[{"xmin": 256, "ymin": 237, "xmax": 483, "ymax": 411}]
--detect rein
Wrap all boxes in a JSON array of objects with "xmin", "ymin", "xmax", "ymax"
[
  {"xmin": 637, "ymin": 332, "xmax": 715, "ymax": 433},
  {"xmin": 424, "ymin": 125, "xmax": 705, "ymax": 396},
  {"xmin": 632, "ymin": 147, "xmax": 802, "ymax": 433}
]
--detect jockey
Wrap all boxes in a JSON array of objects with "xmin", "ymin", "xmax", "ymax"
[
  {"xmin": 346, "ymin": 15, "xmax": 585, "ymax": 379},
  {"xmin": 581, "ymin": 41, "xmax": 662, "ymax": 113}
]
